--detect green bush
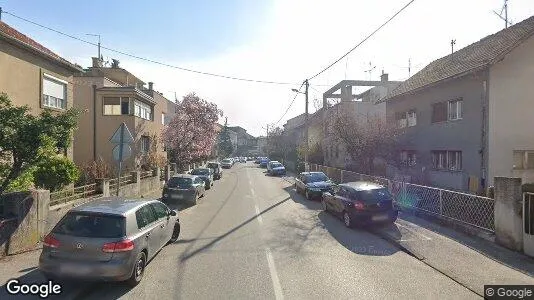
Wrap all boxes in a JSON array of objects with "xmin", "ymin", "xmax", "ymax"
[
  {"xmin": 33, "ymin": 156, "xmax": 80, "ymax": 192},
  {"xmin": 5, "ymin": 166, "xmax": 37, "ymax": 192}
]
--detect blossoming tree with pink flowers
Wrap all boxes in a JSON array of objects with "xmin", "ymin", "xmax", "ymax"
[{"xmin": 163, "ymin": 93, "xmax": 221, "ymax": 168}]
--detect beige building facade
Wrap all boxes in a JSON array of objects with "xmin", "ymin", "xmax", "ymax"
[
  {"xmin": 0, "ymin": 21, "xmax": 83, "ymax": 159},
  {"xmin": 73, "ymin": 58, "xmax": 168, "ymax": 170}
]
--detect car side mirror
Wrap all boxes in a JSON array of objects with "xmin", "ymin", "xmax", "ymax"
[{"xmin": 169, "ymin": 210, "xmax": 177, "ymax": 216}]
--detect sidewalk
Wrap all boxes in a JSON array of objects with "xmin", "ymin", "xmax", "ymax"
[{"xmin": 374, "ymin": 211, "xmax": 534, "ymax": 296}]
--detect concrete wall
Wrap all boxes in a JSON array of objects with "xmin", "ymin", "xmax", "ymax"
[
  {"xmin": 386, "ymin": 72, "xmax": 487, "ymax": 191},
  {"xmin": 488, "ymin": 35, "xmax": 534, "ymax": 186}
]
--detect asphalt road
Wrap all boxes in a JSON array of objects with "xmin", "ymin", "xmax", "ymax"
[
  {"xmin": 74, "ymin": 162, "xmax": 477, "ymax": 299},
  {"xmin": 0, "ymin": 162, "xmax": 480, "ymax": 299}
]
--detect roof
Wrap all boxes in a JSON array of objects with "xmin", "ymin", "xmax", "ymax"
[
  {"xmin": 341, "ymin": 181, "xmax": 384, "ymax": 191},
  {"xmin": 0, "ymin": 21, "xmax": 82, "ymax": 72},
  {"xmin": 384, "ymin": 15, "xmax": 534, "ymax": 101},
  {"xmin": 71, "ymin": 198, "xmax": 156, "ymax": 215}
]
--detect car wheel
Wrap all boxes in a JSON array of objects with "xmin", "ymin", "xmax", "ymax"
[
  {"xmin": 206, "ymin": 184, "xmax": 211, "ymax": 190},
  {"xmin": 343, "ymin": 211, "xmax": 353, "ymax": 228},
  {"xmin": 168, "ymin": 222, "xmax": 180, "ymax": 244},
  {"xmin": 126, "ymin": 251, "xmax": 146, "ymax": 286}
]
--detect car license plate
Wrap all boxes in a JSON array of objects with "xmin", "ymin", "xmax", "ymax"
[
  {"xmin": 171, "ymin": 194, "xmax": 184, "ymax": 199},
  {"xmin": 61, "ymin": 264, "xmax": 91, "ymax": 275},
  {"xmin": 372, "ymin": 214, "xmax": 388, "ymax": 221}
]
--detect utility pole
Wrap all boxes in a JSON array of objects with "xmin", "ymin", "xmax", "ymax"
[
  {"xmin": 304, "ymin": 79, "xmax": 309, "ymax": 166},
  {"xmin": 0, "ymin": 7, "xmax": 3, "ymax": 21},
  {"xmin": 408, "ymin": 58, "xmax": 411, "ymax": 77}
]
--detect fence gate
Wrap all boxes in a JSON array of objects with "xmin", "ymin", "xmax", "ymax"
[{"xmin": 523, "ymin": 193, "xmax": 534, "ymax": 257}]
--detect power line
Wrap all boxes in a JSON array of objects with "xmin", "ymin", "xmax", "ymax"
[
  {"xmin": 273, "ymin": 82, "xmax": 305, "ymax": 126},
  {"xmin": 2, "ymin": 10, "xmax": 298, "ymax": 86},
  {"xmin": 308, "ymin": 0, "xmax": 416, "ymax": 81}
]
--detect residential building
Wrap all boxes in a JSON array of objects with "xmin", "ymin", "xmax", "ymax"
[
  {"xmin": 73, "ymin": 58, "xmax": 168, "ymax": 170},
  {"xmin": 164, "ymin": 98, "xmax": 178, "ymax": 125},
  {"xmin": 383, "ymin": 15, "xmax": 534, "ymax": 192},
  {"xmin": 257, "ymin": 136, "xmax": 268, "ymax": 156},
  {"xmin": 0, "ymin": 21, "xmax": 83, "ymax": 158},
  {"xmin": 283, "ymin": 113, "xmax": 306, "ymax": 148},
  {"xmin": 321, "ymin": 74, "xmax": 401, "ymax": 170},
  {"xmin": 228, "ymin": 126, "xmax": 257, "ymax": 155}
]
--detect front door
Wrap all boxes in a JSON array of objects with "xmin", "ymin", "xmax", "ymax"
[
  {"xmin": 151, "ymin": 202, "xmax": 173, "ymax": 248},
  {"xmin": 135, "ymin": 205, "xmax": 160, "ymax": 259}
]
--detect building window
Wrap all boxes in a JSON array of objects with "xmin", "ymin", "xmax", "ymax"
[
  {"xmin": 431, "ymin": 150, "xmax": 462, "ymax": 171},
  {"xmin": 161, "ymin": 113, "xmax": 165, "ymax": 125},
  {"xmin": 396, "ymin": 112, "xmax": 407, "ymax": 128},
  {"xmin": 448, "ymin": 99, "xmax": 463, "ymax": 120},
  {"xmin": 42, "ymin": 74, "xmax": 67, "ymax": 109},
  {"xmin": 407, "ymin": 110, "xmax": 417, "ymax": 127},
  {"xmin": 432, "ymin": 99, "xmax": 463, "ymax": 123},
  {"xmin": 103, "ymin": 97, "xmax": 130, "ymax": 115},
  {"xmin": 140, "ymin": 136, "xmax": 150, "ymax": 153},
  {"xmin": 513, "ymin": 150, "xmax": 534, "ymax": 169},
  {"xmin": 134, "ymin": 101, "xmax": 152, "ymax": 120},
  {"xmin": 400, "ymin": 150, "xmax": 416, "ymax": 166}
]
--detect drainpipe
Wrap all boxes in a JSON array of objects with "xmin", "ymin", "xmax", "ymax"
[{"xmin": 93, "ymin": 84, "xmax": 97, "ymax": 161}]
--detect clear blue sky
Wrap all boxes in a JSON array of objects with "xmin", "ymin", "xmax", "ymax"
[{"xmin": 0, "ymin": 0, "xmax": 271, "ymax": 61}]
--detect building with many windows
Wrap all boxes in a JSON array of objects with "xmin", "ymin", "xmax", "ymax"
[
  {"xmin": 73, "ymin": 57, "xmax": 168, "ymax": 170},
  {"xmin": 383, "ymin": 15, "xmax": 534, "ymax": 192}
]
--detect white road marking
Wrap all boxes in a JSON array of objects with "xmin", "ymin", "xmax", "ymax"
[
  {"xmin": 265, "ymin": 248, "xmax": 284, "ymax": 300},
  {"xmin": 396, "ymin": 222, "xmax": 432, "ymax": 240},
  {"xmin": 255, "ymin": 204, "xmax": 263, "ymax": 224}
]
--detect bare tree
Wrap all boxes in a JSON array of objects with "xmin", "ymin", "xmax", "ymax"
[{"xmin": 331, "ymin": 109, "xmax": 401, "ymax": 175}]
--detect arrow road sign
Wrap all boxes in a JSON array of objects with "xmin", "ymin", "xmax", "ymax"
[
  {"xmin": 109, "ymin": 123, "xmax": 134, "ymax": 145},
  {"xmin": 113, "ymin": 144, "xmax": 132, "ymax": 161}
]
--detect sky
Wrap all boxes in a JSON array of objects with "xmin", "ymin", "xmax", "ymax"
[{"xmin": 1, "ymin": 0, "xmax": 534, "ymax": 136}]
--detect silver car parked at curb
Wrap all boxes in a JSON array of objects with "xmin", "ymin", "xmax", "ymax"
[{"xmin": 39, "ymin": 198, "xmax": 180, "ymax": 286}]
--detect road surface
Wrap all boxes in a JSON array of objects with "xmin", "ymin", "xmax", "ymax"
[{"xmin": 77, "ymin": 162, "xmax": 477, "ymax": 299}]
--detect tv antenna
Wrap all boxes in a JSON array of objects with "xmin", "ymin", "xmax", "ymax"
[
  {"xmin": 364, "ymin": 62, "xmax": 376, "ymax": 80},
  {"xmin": 493, "ymin": 0, "xmax": 513, "ymax": 28}
]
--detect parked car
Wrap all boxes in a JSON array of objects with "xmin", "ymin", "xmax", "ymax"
[
  {"xmin": 254, "ymin": 157, "xmax": 261, "ymax": 164},
  {"xmin": 268, "ymin": 161, "xmax": 286, "ymax": 176},
  {"xmin": 207, "ymin": 161, "xmax": 223, "ymax": 180},
  {"xmin": 247, "ymin": 157, "xmax": 254, "ymax": 161},
  {"xmin": 267, "ymin": 160, "xmax": 280, "ymax": 173},
  {"xmin": 239, "ymin": 157, "xmax": 247, "ymax": 163},
  {"xmin": 161, "ymin": 174, "xmax": 205, "ymax": 205},
  {"xmin": 322, "ymin": 181, "xmax": 399, "ymax": 228},
  {"xmin": 259, "ymin": 158, "xmax": 270, "ymax": 168},
  {"xmin": 190, "ymin": 168, "xmax": 214, "ymax": 190},
  {"xmin": 39, "ymin": 198, "xmax": 180, "ymax": 286},
  {"xmin": 221, "ymin": 159, "xmax": 233, "ymax": 168},
  {"xmin": 295, "ymin": 172, "xmax": 335, "ymax": 200}
]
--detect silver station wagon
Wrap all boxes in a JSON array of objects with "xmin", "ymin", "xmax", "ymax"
[{"xmin": 39, "ymin": 198, "xmax": 180, "ymax": 286}]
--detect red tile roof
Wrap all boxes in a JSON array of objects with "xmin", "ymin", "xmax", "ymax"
[{"xmin": 0, "ymin": 21, "xmax": 81, "ymax": 71}]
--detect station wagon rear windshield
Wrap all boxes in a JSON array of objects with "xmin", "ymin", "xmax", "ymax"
[
  {"xmin": 356, "ymin": 188, "xmax": 393, "ymax": 204},
  {"xmin": 207, "ymin": 163, "xmax": 219, "ymax": 169},
  {"xmin": 222, "ymin": 159, "xmax": 231, "ymax": 163},
  {"xmin": 271, "ymin": 163, "xmax": 283, "ymax": 168},
  {"xmin": 168, "ymin": 177, "xmax": 193, "ymax": 187},
  {"xmin": 191, "ymin": 168, "xmax": 210, "ymax": 175},
  {"xmin": 53, "ymin": 212, "xmax": 125, "ymax": 238}
]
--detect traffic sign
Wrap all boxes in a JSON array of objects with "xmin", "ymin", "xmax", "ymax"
[
  {"xmin": 112, "ymin": 144, "xmax": 132, "ymax": 161},
  {"xmin": 109, "ymin": 123, "xmax": 134, "ymax": 145}
]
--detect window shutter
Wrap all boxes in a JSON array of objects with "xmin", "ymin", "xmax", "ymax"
[{"xmin": 432, "ymin": 102, "xmax": 447, "ymax": 123}]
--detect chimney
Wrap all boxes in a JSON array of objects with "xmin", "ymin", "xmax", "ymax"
[
  {"xmin": 92, "ymin": 57, "xmax": 102, "ymax": 68},
  {"xmin": 380, "ymin": 71, "xmax": 389, "ymax": 82},
  {"xmin": 148, "ymin": 82, "xmax": 153, "ymax": 91}
]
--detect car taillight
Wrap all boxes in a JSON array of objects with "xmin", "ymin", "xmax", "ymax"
[
  {"xmin": 43, "ymin": 234, "xmax": 60, "ymax": 248},
  {"xmin": 353, "ymin": 201, "xmax": 365, "ymax": 211},
  {"xmin": 102, "ymin": 239, "xmax": 134, "ymax": 253}
]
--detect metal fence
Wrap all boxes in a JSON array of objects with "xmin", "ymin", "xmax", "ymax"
[
  {"xmin": 50, "ymin": 183, "xmax": 100, "ymax": 206},
  {"xmin": 307, "ymin": 163, "xmax": 495, "ymax": 232}
]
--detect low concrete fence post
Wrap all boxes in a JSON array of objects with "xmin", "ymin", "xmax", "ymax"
[
  {"xmin": 155, "ymin": 167, "xmax": 161, "ymax": 180},
  {"xmin": 165, "ymin": 165, "xmax": 171, "ymax": 181},
  {"xmin": 131, "ymin": 171, "xmax": 141, "ymax": 195},
  {"xmin": 95, "ymin": 178, "xmax": 110, "ymax": 197},
  {"xmin": 494, "ymin": 176, "xmax": 523, "ymax": 251}
]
